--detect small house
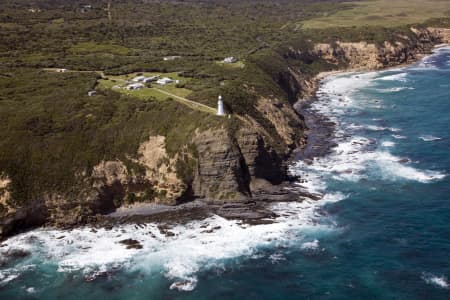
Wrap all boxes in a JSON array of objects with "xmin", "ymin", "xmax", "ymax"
[
  {"xmin": 56, "ymin": 68, "xmax": 68, "ymax": 73},
  {"xmin": 156, "ymin": 77, "xmax": 174, "ymax": 85},
  {"xmin": 132, "ymin": 76, "xmax": 146, "ymax": 82},
  {"xmin": 126, "ymin": 83, "xmax": 144, "ymax": 90},
  {"xmin": 223, "ymin": 57, "xmax": 238, "ymax": 64},
  {"xmin": 87, "ymin": 90, "xmax": 97, "ymax": 97},
  {"xmin": 163, "ymin": 56, "xmax": 181, "ymax": 61}
]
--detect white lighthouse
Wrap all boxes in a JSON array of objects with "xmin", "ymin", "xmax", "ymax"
[{"xmin": 217, "ymin": 95, "xmax": 225, "ymax": 116}]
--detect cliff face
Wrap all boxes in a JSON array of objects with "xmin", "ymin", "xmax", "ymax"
[
  {"xmin": 278, "ymin": 27, "xmax": 447, "ymax": 102},
  {"xmin": 312, "ymin": 27, "xmax": 442, "ymax": 71},
  {"xmin": 427, "ymin": 27, "xmax": 450, "ymax": 44},
  {"xmin": 192, "ymin": 93, "xmax": 306, "ymax": 201},
  {"xmin": 0, "ymin": 135, "xmax": 193, "ymax": 236}
]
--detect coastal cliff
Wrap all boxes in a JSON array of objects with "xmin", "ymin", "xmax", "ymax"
[
  {"xmin": 283, "ymin": 27, "xmax": 448, "ymax": 99},
  {"xmin": 0, "ymin": 26, "xmax": 448, "ymax": 239}
]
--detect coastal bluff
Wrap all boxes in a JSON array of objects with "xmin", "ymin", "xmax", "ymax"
[{"xmin": 1, "ymin": 26, "xmax": 449, "ymax": 239}]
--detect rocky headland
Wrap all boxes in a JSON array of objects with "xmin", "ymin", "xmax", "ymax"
[{"xmin": 1, "ymin": 26, "xmax": 449, "ymax": 239}]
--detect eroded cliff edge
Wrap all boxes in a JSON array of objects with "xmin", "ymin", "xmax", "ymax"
[{"xmin": 1, "ymin": 26, "xmax": 449, "ymax": 239}]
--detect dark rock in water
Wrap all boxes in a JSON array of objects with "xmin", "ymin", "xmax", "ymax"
[
  {"xmin": 298, "ymin": 191, "xmax": 323, "ymax": 201},
  {"xmin": 246, "ymin": 219, "xmax": 277, "ymax": 225},
  {"xmin": 4, "ymin": 248, "xmax": 31, "ymax": 258},
  {"xmin": 1, "ymin": 248, "xmax": 31, "ymax": 266},
  {"xmin": 201, "ymin": 225, "xmax": 222, "ymax": 234},
  {"xmin": 398, "ymin": 158, "xmax": 410, "ymax": 164},
  {"xmin": 304, "ymin": 159, "xmax": 314, "ymax": 165},
  {"xmin": 165, "ymin": 231, "xmax": 176, "ymax": 237},
  {"xmin": 119, "ymin": 238, "xmax": 143, "ymax": 249},
  {"xmin": 84, "ymin": 270, "xmax": 116, "ymax": 282},
  {"xmin": 157, "ymin": 224, "xmax": 176, "ymax": 237},
  {"xmin": 56, "ymin": 235, "xmax": 65, "ymax": 239}
]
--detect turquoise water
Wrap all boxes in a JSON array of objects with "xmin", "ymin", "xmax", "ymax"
[{"xmin": 1, "ymin": 47, "xmax": 449, "ymax": 299}]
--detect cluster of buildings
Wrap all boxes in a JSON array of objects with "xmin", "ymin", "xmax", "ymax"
[{"xmin": 125, "ymin": 75, "xmax": 178, "ymax": 90}]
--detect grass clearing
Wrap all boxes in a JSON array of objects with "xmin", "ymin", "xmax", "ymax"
[
  {"xmin": 69, "ymin": 42, "xmax": 135, "ymax": 56},
  {"xmin": 302, "ymin": 0, "xmax": 450, "ymax": 28}
]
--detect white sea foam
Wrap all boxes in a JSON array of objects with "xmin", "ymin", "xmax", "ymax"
[
  {"xmin": 375, "ymin": 87, "xmax": 414, "ymax": 93},
  {"xmin": 392, "ymin": 134, "xmax": 407, "ymax": 139},
  {"xmin": 381, "ymin": 141, "xmax": 395, "ymax": 147},
  {"xmin": 292, "ymin": 133, "xmax": 445, "ymax": 184},
  {"xmin": 419, "ymin": 135, "xmax": 442, "ymax": 142},
  {"xmin": 0, "ymin": 265, "xmax": 35, "ymax": 286},
  {"xmin": 0, "ymin": 271, "xmax": 19, "ymax": 286},
  {"xmin": 269, "ymin": 253, "xmax": 286, "ymax": 263},
  {"xmin": 170, "ymin": 278, "xmax": 197, "ymax": 291},
  {"xmin": 301, "ymin": 239, "xmax": 319, "ymax": 250},
  {"xmin": 365, "ymin": 125, "xmax": 388, "ymax": 131},
  {"xmin": 422, "ymin": 273, "xmax": 449, "ymax": 289},
  {"xmin": 308, "ymin": 70, "xmax": 447, "ymax": 184},
  {"xmin": 377, "ymin": 72, "xmax": 408, "ymax": 82}
]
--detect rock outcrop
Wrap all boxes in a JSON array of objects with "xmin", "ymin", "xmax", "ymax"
[
  {"xmin": 428, "ymin": 27, "xmax": 450, "ymax": 44},
  {"xmin": 137, "ymin": 136, "xmax": 187, "ymax": 204}
]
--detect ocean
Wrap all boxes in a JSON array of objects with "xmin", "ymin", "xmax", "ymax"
[{"xmin": 1, "ymin": 47, "xmax": 449, "ymax": 299}]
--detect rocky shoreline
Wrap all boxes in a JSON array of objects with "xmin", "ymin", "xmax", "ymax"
[
  {"xmin": 76, "ymin": 80, "xmax": 342, "ymax": 231},
  {"xmin": 87, "ymin": 181, "xmax": 325, "ymax": 231}
]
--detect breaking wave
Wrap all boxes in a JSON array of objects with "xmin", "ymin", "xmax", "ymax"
[
  {"xmin": 377, "ymin": 72, "xmax": 408, "ymax": 82},
  {"xmin": 419, "ymin": 135, "xmax": 442, "ymax": 142},
  {"xmin": 422, "ymin": 273, "xmax": 449, "ymax": 289},
  {"xmin": 0, "ymin": 198, "xmax": 338, "ymax": 291}
]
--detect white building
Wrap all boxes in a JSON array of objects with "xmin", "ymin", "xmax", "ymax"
[
  {"xmin": 132, "ymin": 76, "xmax": 146, "ymax": 82},
  {"xmin": 156, "ymin": 77, "xmax": 174, "ymax": 85},
  {"xmin": 223, "ymin": 57, "xmax": 238, "ymax": 64},
  {"xmin": 56, "ymin": 68, "xmax": 67, "ymax": 73},
  {"xmin": 143, "ymin": 76, "xmax": 159, "ymax": 83},
  {"xmin": 217, "ymin": 95, "xmax": 225, "ymax": 116},
  {"xmin": 163, "ymin": 56, "xmax": 181, "ymax": 61},
  {"xmin": 126, "ymin": 83, "xmax": 144, "ymax": 90},
  {"xmin": 87, "ymin": 90, "xmax": 97, "ymax": 96}
]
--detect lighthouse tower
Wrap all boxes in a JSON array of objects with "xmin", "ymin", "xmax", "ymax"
[{"xmin": 217, "ymin": 95, "xmax": 225, "ymax": 116}]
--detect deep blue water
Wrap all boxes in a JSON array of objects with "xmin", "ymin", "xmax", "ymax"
[{"xmin": 1, "ymin": 48, "xmax": 449, "ymax": 299}]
